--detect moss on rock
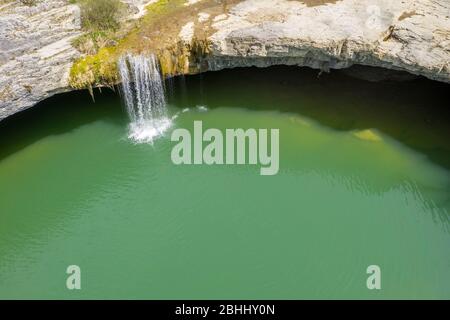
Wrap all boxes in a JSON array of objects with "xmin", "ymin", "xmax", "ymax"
[
  {"xmin": 69, "ymin": 47, "xmax": 118, "ymax": 93},
  {"xmin": 69, "ymin": 0, "xmax": 240, "ymax": 90}
]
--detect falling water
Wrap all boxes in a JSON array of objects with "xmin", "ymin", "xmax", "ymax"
[{"xmin": 118, "ymin": 53, "xmax": 171, "ymax": 143}]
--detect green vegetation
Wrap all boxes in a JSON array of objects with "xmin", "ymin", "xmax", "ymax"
[
  {"xmin": 69, "ymin": 47, "xmax": 118, "ymax": 96},
  {"xmin": 71, "ymin": 0, "xmax": 124, "ymax": 55},
  {"xmin": 69, "ymin": 0, "xmax": 125, "ymax": 91},
  {"xmin": 69, "ymin": 0, "xmax": 186, "ymax": 90},
  {"xmin": 72, "ymin": 31, "xmax": 118, "ymax": 56},
  {"xmin": 78, "ymin": 0, "xmax": 123, "ymax": 31},
  {"xmin": 20, "ymin": 0, "xmax": 37, "ymax": 6},
  {"xmin": 145, "ymin": 0, "xmax": 185, "ymax": 16},
  {"xmin": 69, "ymin": 0, "xmax": 235, "ymax": 90}
]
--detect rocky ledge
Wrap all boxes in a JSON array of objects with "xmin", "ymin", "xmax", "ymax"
[
  {"xmin": 206, "ymin": 0, "xmax": 450, "ymax": 81},
  {"xmin": 0, "ymin": 0, "xmax": 153, "ymax": 120},
  {"xmin": 0, "ymin": 0, "xmax": 449, "ymax": 121}
]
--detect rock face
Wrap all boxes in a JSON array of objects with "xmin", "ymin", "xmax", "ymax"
[
  {"xmin": 0, "ymin": 0, "xmax": 82, "ymax": 120},
  {"xmin": 0, "ymin": 0, "xmax": 449, "ymax": 121},
  {"xmin": 205, "ymin": 0, "xmax": 450, "ymax": 83},
  {"xmin": 0, "ymin": 0, "xmax": 155, "ymax": 121}
]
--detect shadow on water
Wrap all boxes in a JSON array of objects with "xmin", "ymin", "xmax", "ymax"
[
  {"xmin": 0, "ymin": 88, "xmax": 126, "ymax": 163},
  {"xmin": 169, "ymin": 65, "xmax": 450, "ymax": 171},
  {"xmin": 0, "ymin": 65, "xmax": 449, "ymax": 172}
]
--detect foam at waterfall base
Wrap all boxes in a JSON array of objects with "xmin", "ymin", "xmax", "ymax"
[
  {"xmin": 118, "ymin": 53, "xmax": 170, "ymax": 144},
  {"xmin": 128, "ymin": 117, "xmax": 172, "ymax": 144}
]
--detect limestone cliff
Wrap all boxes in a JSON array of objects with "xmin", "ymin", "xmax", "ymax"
[
  {"xmin": 0, "ymin": 0, "xmax": 82, "ymax": 120},
  {"xmin": 0, "ymin": 0, "xmax": 449, "ymax": 121},
  {"xmin": 0, "ymin": 0, "xmax": 154, "ymax": 120},
  {"xmin": 205, "ymin": 0, "xmax": 450, "ymax": 83}
]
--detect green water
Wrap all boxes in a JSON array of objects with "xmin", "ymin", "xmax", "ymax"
[{"xmin": 0, "ymin": 67, "xmax": 449, "ymax": 299}]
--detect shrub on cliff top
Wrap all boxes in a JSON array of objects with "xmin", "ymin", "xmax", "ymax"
[
  {"xmin": 20, "ymin": 0, "xmax": 37, "ymax": 6},
  {"xmin": 79, "ymin": 0, "xmax": 122, "ymax": 31}
]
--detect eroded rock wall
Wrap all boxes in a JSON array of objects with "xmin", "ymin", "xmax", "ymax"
[
  {"xmin": 0, "ymin": 0, "xmax": 155, "ymax": 120},
  {"xmin": 205, "ymin": 0, "xmax": 450, "ymax": 83},
  {"xmin": 0, "ymin": 0, "xmax": 82, "ymax": 120},
  {"xmin": 0, "ymin": 0, "xmax": 449, "ymax": 121}
]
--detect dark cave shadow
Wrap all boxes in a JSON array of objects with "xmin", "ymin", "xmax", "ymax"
[
  {"xmin": 171, "ymin": 65, "xmax": 450, "ymax": 172},
  {"xmin": 0, "ymin": 88, "xmax": 126, "ymax": 163},
  {"xmin": 1, "ymin": 65, "xmax": 449, "ymax": 173}
]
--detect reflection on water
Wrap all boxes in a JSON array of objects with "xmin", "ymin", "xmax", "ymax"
[{"xmin": 0, "ymin": 66, "xmax": 449, "ymax": 299}]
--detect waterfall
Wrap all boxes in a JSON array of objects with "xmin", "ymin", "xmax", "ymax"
[{"xmin": 118, "ymin": 53, "xmax": 171, "ymax": 143}]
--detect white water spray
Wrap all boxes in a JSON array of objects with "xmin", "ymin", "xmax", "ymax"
[{"xmin": 118, "ymin": 53, "xmax": 171, "ymax": 143}]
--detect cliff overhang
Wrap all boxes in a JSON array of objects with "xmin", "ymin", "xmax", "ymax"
[{"xmin": 1, "ymin": 0, "xmax": 449, "ymax": 121}]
